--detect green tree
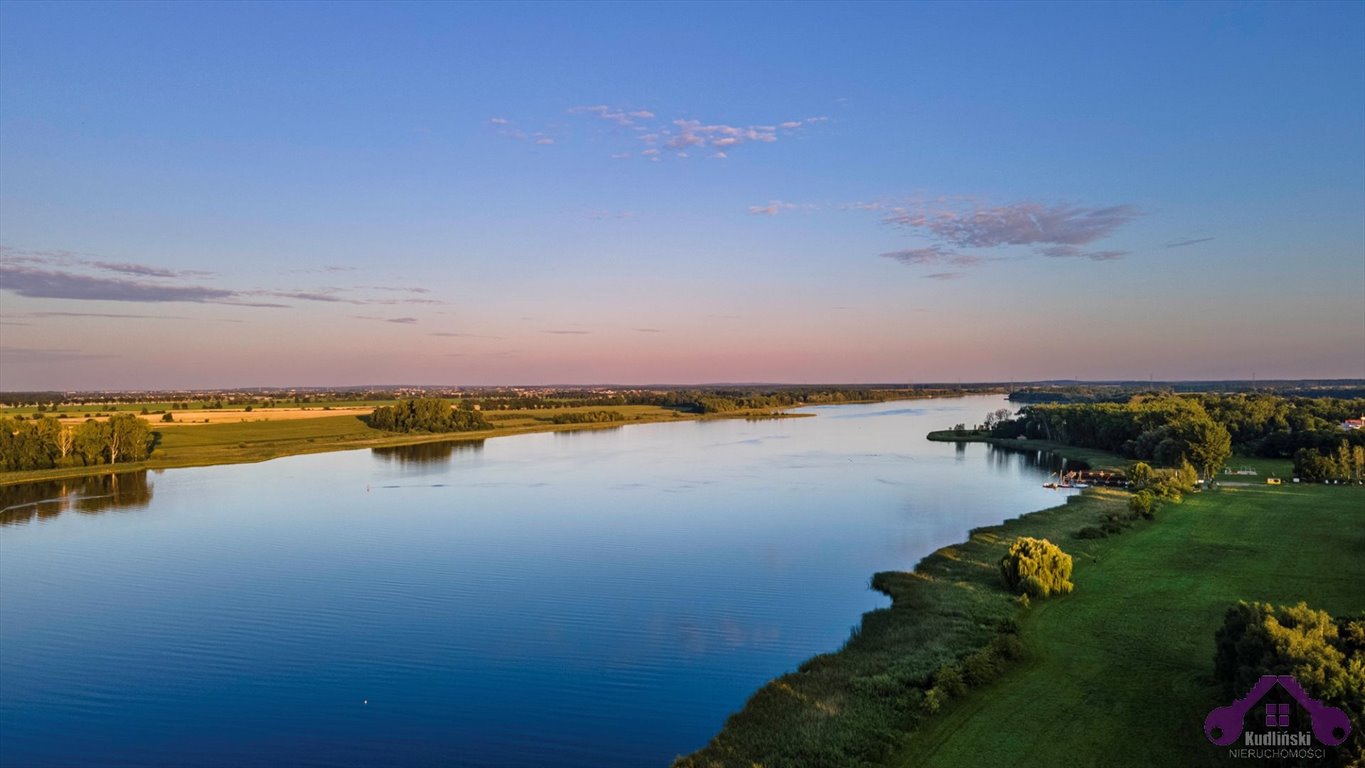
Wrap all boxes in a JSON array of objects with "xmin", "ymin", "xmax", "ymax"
[
  {"xmin": 106, "ymin": 414, "xmax": 153, "ymax": 464},
  {"xmin": 1180, "ymin": 418, "xmax": 1232, "ymax": 480},
  {"xmin": 999, "ymin": 537, "xmax": 1074, "ymax": 598}
]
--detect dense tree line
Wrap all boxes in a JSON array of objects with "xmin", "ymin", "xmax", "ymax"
[
  {"xmin": 0, "ymin": 414, "xmax": 154, "ymax": 471},
  {"xmin": 990, "ymin": 393, "xmax": 1365, "ymax": 478},
  {"xmin": 1293, "ymin": 442, "xmax": 1365, "ymax": 483},
  {"xmin": 990, "ymin": 395, "xmax": 1233, "ymax": 478},
  {"xmin": 1214, "ymin": 601, "xmax": 1364, "ymax": 765},
  {"xmin": 366, "ymin": 399, "xmax": 491, "ymax": 433}
]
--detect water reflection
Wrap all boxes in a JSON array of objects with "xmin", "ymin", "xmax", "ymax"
[
  {"xmin": 370, "ymin": 439, "xmax": 485, "ymax": 466},
  {"xmin": 987, "ymin": 444, "xmax": 1089, "ymax": 474},
  {"xmin": 552, "ymin": 425, "xmax": 624, "ymax": 437},
  {"xmin": 0, "ymin": 471, "xmax": 153, "ymax": 527}
]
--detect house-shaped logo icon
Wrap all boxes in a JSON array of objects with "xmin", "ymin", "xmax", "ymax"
[{"xmin": 1204, "ymin": 674, "xmax": 1352, "ymax": 747}]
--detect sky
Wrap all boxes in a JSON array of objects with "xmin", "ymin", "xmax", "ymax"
[{"xmin": 1, "ymin": 1, "xmax": 1363, "ymax": 390}]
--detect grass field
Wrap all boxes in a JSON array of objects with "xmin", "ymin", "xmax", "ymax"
[
  {"xmin": 676, "ymin": 447, "xmax": 1360, "ymax": 767},
  {"xmin": 674, "ymin": 484, "xmax": 1135, "ymax": 768},
  {"xmin": 897, "ymin": 481, "xmax": 1364, "ymax": 767},
  {"xmin": 0, "ymin": 404, "xmax": 723, "ymax": 486}
]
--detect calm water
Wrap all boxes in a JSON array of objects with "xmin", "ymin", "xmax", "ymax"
[{"xmin": 0, "ymin": 396, "xmax": 1076, "ymax": 767}]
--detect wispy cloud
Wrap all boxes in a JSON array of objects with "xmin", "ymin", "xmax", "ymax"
[
  {"xmin": 634, "ymin": 327, "xmax": 663, "ymax": 333},
  {"xmin": 880, "ymin": 247, "xmax": 984, "ymax": 267},
  {"xmin": 1164, "ymin": 237, "xmax": 1214, "ymax": 248},
  {"xmin": 445, "ymin": 351, "xmax": 519, "ymax": 359},
  {"xmin": 488, "ymin": 116, "xmax": 556, "ymax": 145},
  {"xmin": 569, "ymin": 105, "xmax": 644, "ymax": 126},
  {"xmin": 856, "ymin": 197, "xmax": 1141, "ymax": 278},
  {"xmin": 749, "ymin": 201, "xmax": 794, "ymax": 216},
  {"xmin": 354, "ymin": 315, "xmax": 418, "ymax": 324},
  {"xmin": 567, "ymin": 107, "xmax": 827, "ymax": 159},
  {"xmin": 369, "ymin": 285, "xmax": 432, "ymax": 294},
  {"xmin": 1037, "ymin": 245, "xmax": 1128, "ymax": 261},
  {"xmin": 884, "ymin": 200, "xmax": 1140, "ymax": 248},
  {"xmin": 542, "ymin": 329, "xmax": 591, "ymax": 335},
  {"xmin": 257, "ymin": 289, "xmax": 367, "ymax": 305},
  {"xmin": 0, "ymin": 264, "xmax": 239, "ymax": 303},
  {"xmin": 747, "ymin": 200, "xmax": 820, "ymax": 216},
  {"xmin": 2, "ymin": 247, "xmax": 216, "ymax": 279},
  {"xmin": 431, "ymin": 331, "xmax": 504, "ymax": 339},
  {"xmin": 27, "ymin": 310, "xmax": 193, "ymax": 320}
]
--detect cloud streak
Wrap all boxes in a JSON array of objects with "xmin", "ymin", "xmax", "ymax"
[
  {"xmin": 0, "ymin": 264, "xmax": 239, "ymax": 303},
  {"xmin": 884, "ymin": 200, "xmax": 1140, "ymax": 248},
  {"xmin": 568, "ymin": 106, "xmax": 826, "ymax": 159},
  {"xmin": 1164, "ymin": 237, "xmax": 1214, "ymax": 248},
  {"xmin": 880, "ymin": 247, "xmax": 984, "ymax": 267}
]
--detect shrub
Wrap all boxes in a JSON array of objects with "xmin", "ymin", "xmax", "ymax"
[
  {"xmin": 1128, "ymin": 490, "xmax": 1158, "ymax": 520},
  {"xmin": 922, "ymin": 687, "xmax": 946, "ymax": 714},
  {"xmin": 999, "ymin": 537, "xmax": 1074, "ymax": 597},
  {"xmin": 1076, "ymin": 526, "xmax": 1107, "ymax": 539},
  {"xmin": 962, "ymin": 647, "xmax": 1005, "ymax": 686},
  {"xmin": 934, "ymin": 664, "xmax": 967, "ymax": 698},
  {"xmin": 161, "ymin": 413, "xmax": 174, "ymax": 423},
  {"xmin": 991, "ymin": 633, "xmax": 1025, "ymax": 661}
]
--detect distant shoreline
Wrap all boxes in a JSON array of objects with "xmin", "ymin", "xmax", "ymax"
[{"xmin": 0, "ymin": 394, "xmax": 954, "ymax": 488}]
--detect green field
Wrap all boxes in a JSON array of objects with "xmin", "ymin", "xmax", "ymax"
[
  {"xmin": 677, "ymin": 453, "xmax": 1360, "ymax": 767},
  {"xmin": 897, "ymin": 481, "xmax": 1364, "ymax": 767}
]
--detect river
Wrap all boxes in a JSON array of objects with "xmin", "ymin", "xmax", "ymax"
[{"xmin": 0, "ymin": 395, "xmax": 1076, "ymax": 767}]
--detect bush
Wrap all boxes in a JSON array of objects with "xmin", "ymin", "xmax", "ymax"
[
  {"xmin": 922, "ymin": 686, "xmax": 946, "ymax": 714},
  {"xmin": 1128, "ymin": 490, "xmax": 1158, "ymax": 520},
  {"xmin": 1076, "ymin": 526, "xmax": 1108, "ymax": 539},
  {"xmin": 934, "ymin": 664, "xmax": 967, "ymax": 698},
  {"xmin": 999, "ymin": 537, "xmax": 1074, "ymax": 597},
  {"xmin": 161, "ymin": 413, "xmax": 174, "ymax": 423}
]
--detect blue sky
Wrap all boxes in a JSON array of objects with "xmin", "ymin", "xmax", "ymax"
[{"xmin": 1, "ymin": 1, "xmax": 1362, "ymax": 389}]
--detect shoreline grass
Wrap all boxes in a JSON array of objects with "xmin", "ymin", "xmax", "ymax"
[
  {"xmin": 674, "ymin": 480, "xmax": 1132, "ymax": 767},
  {"xmin": 676, "ymin": 434, "xmax": 1360, "ymax": 767},
  {"xmin": 898, "ymin": 480, "xmax": 1363, "ymax": 767}
]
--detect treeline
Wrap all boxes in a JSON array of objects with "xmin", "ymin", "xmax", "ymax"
[
  {"xmin": 652, "ymin": 388, "xmax": 887, "ymax": 414},
  {"xmin": 1293, "ymin": 442, "xmax": 1365, "ymax": 483},
  {"xmin": 989, "ymin": 393, "xmax": 1365, "ymax": 478},
  {"xmin": 0, "ymin": 414, "xmax": 154, "ymax": 472},
  {"xmin": 1009, "ymin": 382, "xmax": 1365, "ymax": 404},
  {"xmin": 547, "ymin": 410, "xmax": 625, "ymax": 425},
  {"xmin": 1215, "ymin": 601, "xmax": 1364, "ymax": 764},
  {"xmin": 990, "ymin": 395, "xmax": 1233, "ymax": 478},
  {"xmin": 365, "ymin": 399, "xmax": 491, "ymax": 433}
]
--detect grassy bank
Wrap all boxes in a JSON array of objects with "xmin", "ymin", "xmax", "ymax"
[
  {"xmin": 676, "ymin": 439, "xmax": 1360, "ymax": 767},
  {"xmin": 898, "ymin": 480, "xmax": 1364, "ymax": 767},
  {"xmin": 675, "ymin": 482, "xmax": 1133, "ymax": 767},
  {"xmin": 0, "ymin": 404, "xmax": 760, "ymax": 486}
]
